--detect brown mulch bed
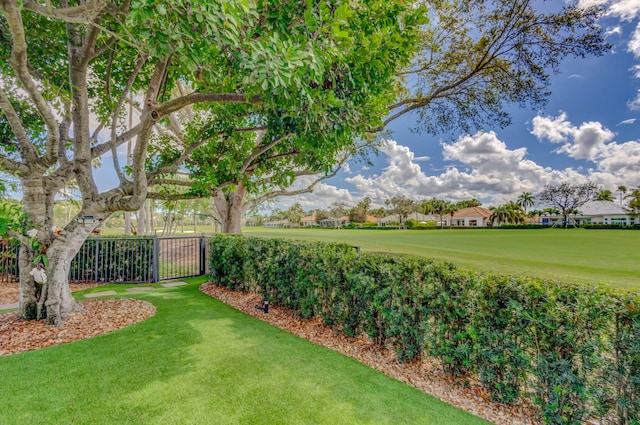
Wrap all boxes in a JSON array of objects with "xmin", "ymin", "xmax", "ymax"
[
  {"xmin": 0, "ymin": 281, "xmax": 104, "ymax": 305},
  {"xmin": 0, "ymin": 298, "xmax": 156, "ymax": 355},
  {"xmin": 200, "ymin": 282, "xmax": 538, "ymax": 425}
]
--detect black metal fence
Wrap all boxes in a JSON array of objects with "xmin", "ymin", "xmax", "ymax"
[{"xmin": 0, "ymin": 235, "xmax": 210, "ymax": 284}]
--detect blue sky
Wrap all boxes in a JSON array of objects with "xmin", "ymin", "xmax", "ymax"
[{"xmin": 278, "ymin": 0, "xmax": 640, "ymax": 211}]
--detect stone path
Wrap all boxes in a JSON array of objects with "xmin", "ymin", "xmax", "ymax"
[{"xmin": 0, "ymin": 281, "xmax": 189, "ymax": 311}]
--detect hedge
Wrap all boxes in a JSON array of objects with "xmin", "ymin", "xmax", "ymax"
[{"xmin": 209, "ymin": 235, "xmax": 640, "ymax": 424}]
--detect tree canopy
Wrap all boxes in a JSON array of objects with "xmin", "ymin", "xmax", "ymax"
[
  {"xmin": 537, "ymin": 182, "xmax": 598, "ymax": 228},
  {"xmin": 0, "ymin": 0, "xmax": 424, "ymax": 323},
  {"xmin": 0, "ymin": 0, "xmax": 610, "ymax": 324}
]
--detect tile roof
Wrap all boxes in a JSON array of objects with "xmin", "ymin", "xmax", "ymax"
[
  {"xmin": 452, "ymin": 206, "xmax": 493, "ymax": 219},
  {"xmin": 578, "ymin": 200, "xmax": 626, "ymax": 216}
]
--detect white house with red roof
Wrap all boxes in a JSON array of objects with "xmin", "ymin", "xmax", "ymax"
[{"xmin": 447, "ymin": 206, "xmax": 493, "ymax": 227}]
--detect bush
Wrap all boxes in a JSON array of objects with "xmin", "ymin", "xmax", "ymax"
[
  {"xmin": 209, "ymin": 235, "xmax": 640, "ymax": 424},
  {"xmin": 581, "ymin": 224, "xmax": 640, "ymax": 230}
]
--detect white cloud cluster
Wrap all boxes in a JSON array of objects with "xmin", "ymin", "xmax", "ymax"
[
  {"xmin": 287, "ymin": 112, "xmax": 640, "ymax": 209},
  {"xmin": 630, "ymin": 22, "xmax": 640, "ymax": 57},
  {"xmin": 579, "ymin": 0, "xmax": 640, "ymax": 21},
  {"xmin": 274, "ymin": 175, "xmax": 355, "ymax": 210},
  {"xmin": 531, "ymin": 113, "xmax": 616, "ymax": 160},
  {"xmin": 343, "ymin": 136, "xmax": 585, "ymax": 205},
  {"xmin": 608, "ymin": 0, "xmax": 640, "ymax": 21}
]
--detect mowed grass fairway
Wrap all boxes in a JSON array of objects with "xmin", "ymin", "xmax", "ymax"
[
  {"xmin": 0, "ymin": 279, "xmax": 488, "ymax": 425},
  {"xmin": 245, "ymin": 228, "xmax": 640, "ymax": 291}
]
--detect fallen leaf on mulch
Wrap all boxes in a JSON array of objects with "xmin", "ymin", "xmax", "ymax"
[
  {"xmin": 200, "ymin": 282, "xmax": 538, "ymax": 425},
  {"xmin": 0, "ymin": 299, "xmax": 156, "ymax": 356}
]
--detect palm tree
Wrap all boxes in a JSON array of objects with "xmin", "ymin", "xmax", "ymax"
[
  {"xmin": 505, "ymin": 201, "xmax": 525, "ymax": 224},
  {"xmin": 516, "ymin": 192, "xmax": 534, "ymax": 214},
  {"xmin": 617, "ymin": 185, "xmax": 627, "ymax": 207},
  {"xmin": 430, "ymin": 198, "xmax": 454, "ymax": 228},
  {"xmin": 595, "ymin": 189, "xmax": 615, "ymax": 201},
  {"xmin": 489, "ymin": 206, "xmax": 508, "ymax": 226},
  {"xmin": 491, "ymin": 202, "xmax": 525, "ymax": 225},
  {"xmin": 626, "ymin": 188, "xmax": 640, "ymax": 218}
]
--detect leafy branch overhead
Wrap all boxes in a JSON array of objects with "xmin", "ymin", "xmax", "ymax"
[{"xmin": 0, "ymin": 0, "xmax": 610, "ymax": 323}]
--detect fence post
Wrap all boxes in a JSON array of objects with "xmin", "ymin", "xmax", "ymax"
[
  {"xmin": 199, "ymin": 233, "xmax": 206, "ymax": 276},
  {"xmin": 152, "ymin": 235, "xmax": 159, "ymax": 282},
  {"xmin": 94, "ymin": 239, "xmax": 100, "ymax": 283}
]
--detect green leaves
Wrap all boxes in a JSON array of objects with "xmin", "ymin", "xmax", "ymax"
[{"xmin": 209, "ymin": 235, "xmax": 640, "ymax": 423}]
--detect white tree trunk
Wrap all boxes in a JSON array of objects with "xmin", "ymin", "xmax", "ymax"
[
  {"xmin": 17, "ymin": 247, "xmax": 38, "ymax": 320},
  {"xmin": 39, "ymin": 222, "xmax": 96, "ymax": 325},
  {"xmin": 137, "ymin": 205, "xmax": 147, "ymax": 236},
  {"xmin": 124, "ymin": 212, "xmax": 132, "ymax": 235},
  {"xmin": 213, "ymin": 185, "xmax": 247, "ymax": 234}
]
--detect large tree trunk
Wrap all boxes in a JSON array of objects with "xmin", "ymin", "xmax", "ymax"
[
  {"xmin": 213, "ymin": 184, "xmax": 247, "ymax": 234},
  {"xmin": 18, "ymin": 175, "xmax": 47, "ymax": 320},
  {"xmin": 40, "ymin": 223, "xmax": 95, "ymax": 325},
  {"xmin": 136, "ymin": 204, "xmax": 147, "ymax": 236},
  {"xmin": 17, "ymin": 247, "xmax": 38, "ymax": 320}
]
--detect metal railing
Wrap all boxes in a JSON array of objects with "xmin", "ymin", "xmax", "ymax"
[{"xmin": 0, "ymin": 235, "xmax": 210, "ymax": 284}]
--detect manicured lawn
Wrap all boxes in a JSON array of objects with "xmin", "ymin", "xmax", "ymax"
[
  {"xmin": 245, "ymin": 228, "xmax": 640, "ymax": 291},
  {"xmin": 0, "ymin": 278, "xmax": 488, "ymax": 425}
]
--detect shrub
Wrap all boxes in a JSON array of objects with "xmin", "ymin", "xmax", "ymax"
[
  {"xmin": 471, "ymin": 275, "xmax": 531, "ymax": 403},
  {"xmin": 208, "ymin": 235, "xmax": 640, "ymax": 424}
]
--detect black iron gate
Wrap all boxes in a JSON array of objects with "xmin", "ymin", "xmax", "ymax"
[
  {"xmin": 154, "ymin": 235, "xmax": 209, "ymax": 281},
  {"xmin": 0, "ymin": 235, "xmax": 210, "ymax": 284}
]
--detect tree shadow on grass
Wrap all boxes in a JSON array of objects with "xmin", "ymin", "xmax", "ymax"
[{"xmin": 0, "ymin": 283, "xmax": 487, "ymax": 425}]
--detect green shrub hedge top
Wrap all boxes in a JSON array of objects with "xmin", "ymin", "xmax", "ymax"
[{"xmin": 209, "ymin": 235, "xmax": 640, "ymax": 425}]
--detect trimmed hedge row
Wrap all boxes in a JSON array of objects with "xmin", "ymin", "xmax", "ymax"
[{"xmin": 209, "ymin": 235, "xmax": 640, "ymax": 424}]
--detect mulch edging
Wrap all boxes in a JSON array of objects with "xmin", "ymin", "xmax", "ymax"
[{"xmin": 200, "ymin": 282, "xmax": 537, "ymax": 425}]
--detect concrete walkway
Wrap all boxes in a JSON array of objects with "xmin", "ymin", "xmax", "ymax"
[{"xmin": 0, "ymin": 281, "xmax": 189, "ymax": 311}]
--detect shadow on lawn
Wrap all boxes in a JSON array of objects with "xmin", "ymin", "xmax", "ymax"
[{"xmin": 0, "ymin": 282, "xmax": 487, "ymax": 425}]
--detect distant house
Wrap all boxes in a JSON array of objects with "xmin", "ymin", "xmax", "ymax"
[
  {"xmin": 263, "ymin": 219, "xmax": 290, "ymax": 228},
  {"xmin": 300, "ymin": 215, "xmax": 317, "ymax": 227},
  {"xmin": 541, "ymin": 200, "xmax": 634, "ymax": 226},
  {"xmin": 364, "ymin": 214, "xmax": 379, "ymax": 223},
  {"xmin": 447, "ymin": 207, "xmax": 493, "ymax": 227},
  {"xmin": 319, "ymin": 216, "xmax": 350, "ymax": 228},
  {"xmin": 378, "ymin": 212, "xmax": 437, "ymax": 227}
]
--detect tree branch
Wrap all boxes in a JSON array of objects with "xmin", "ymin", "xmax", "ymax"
[
  {"xmin": 244, "ymin": 165, "xmax": 343, "ymax": 211},
  {"xmin": 154, "ymin": 92, "xmax": 263, "ymax": 118},
  {"xmin": 0, "ymin": 86, "xmax": 38, "ymax": 161},
  {"xmin": 23, "ymin": 0, "xmax": 102, "ymax": 21},
  {"xmin": 108, "ymin": 54, "xmax": 147, "ymax": 184},
  {"xmin": 1, "ymin": 0, "xmax": 60, "ymax": 165},
  {"xmin": 0, "ymin": 155, "xmax": 28, "ymax": 174}
]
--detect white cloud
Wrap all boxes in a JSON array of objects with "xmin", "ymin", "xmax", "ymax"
[
  {"xmin": 618, "ymin": 118, "xmax": 637, "ymax": 124},
  {"xmin": 533, "ymin": 113, "xmax": 640, "ymax": 183},
  {"xmin": 629, "ymin": 90, "xmax": 640, "ymax": 110},
  {"xmin": 274, "ymin": 125, "xmax": 640, "ymax": 211},
  {"xmin": 606, "ymin": 25, "xmax": 623, "ymax": 36},
  {"xmin": 274, "ymin": 176, "xmax": 355, "ymax": 210},
  {"xmin": 577, "ymin": 0, "xmax": 609, "ymax": 9},
  {"xmin": 530, "ymin": 112, "xmax": 574, "ymax": 143},
  {"xmin": 584, "ymin": 0, "xmax": 640, "ymax": 20},
  {"xmin": 344, "ymin": 137, "xmax": 583, "ymax": 204},
  {"xmin": 608, "ymin": 0, "xmax": 640, "ymax": 21},
  {"xmin": 531, "ymin": 113, "xmax": 616, "ymax": 160},
  {"xmin": 629, "ymin": 22, "xmax": 640, "ymax": 57}
]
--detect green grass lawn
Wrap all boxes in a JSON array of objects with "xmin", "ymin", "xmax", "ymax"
[
  {"xmin": 0, "ymin": 278, "xmax": 488, "ymax": 425},
  {"xmin": 245, "ymin": 227, "xmax": 640, "ymax": 291}
]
